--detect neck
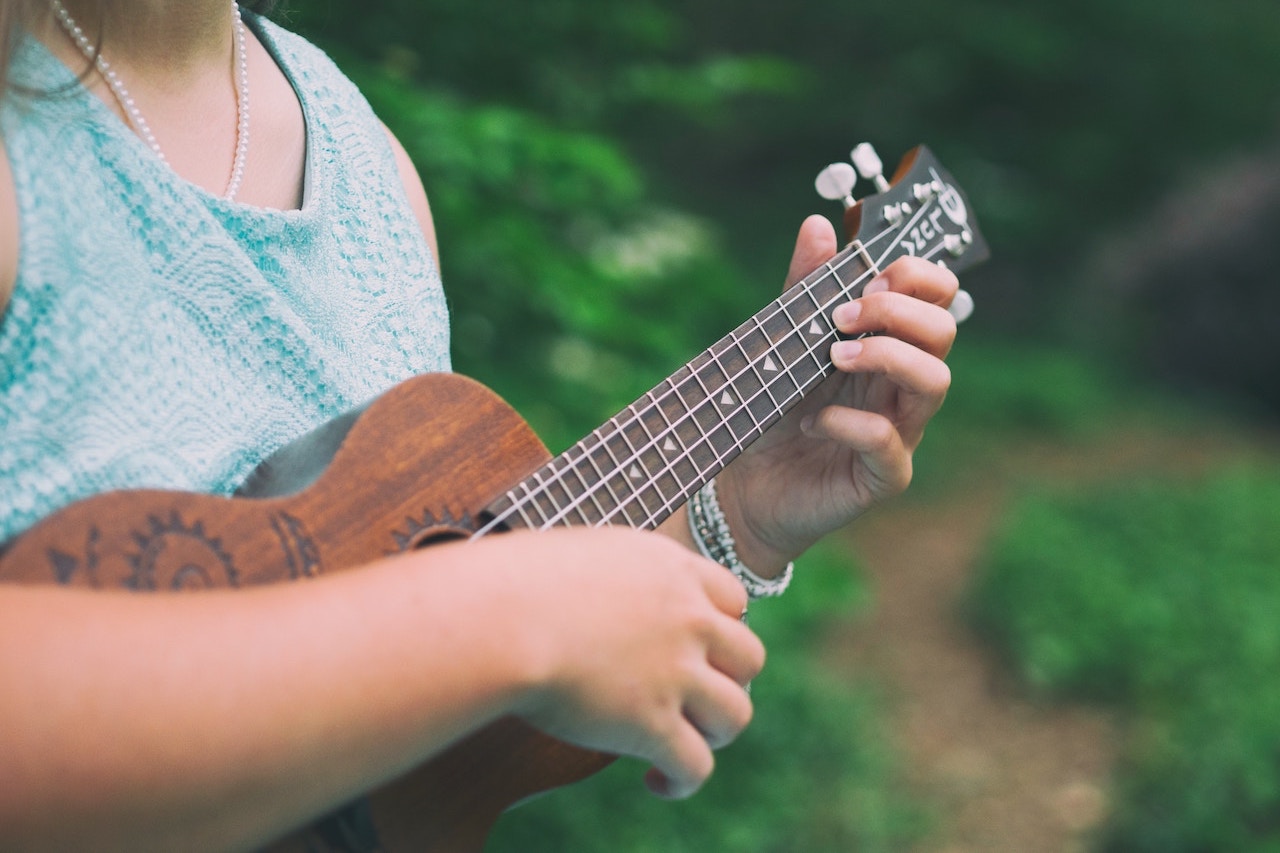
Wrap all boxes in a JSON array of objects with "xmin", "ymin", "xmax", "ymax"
[
  {"xmin": 44, "ymin": 0, "xmax": 238, "ymax": 75},
  {"xmin": 41, "ymin": 0, "xmax": 254, "ymax": 202}
]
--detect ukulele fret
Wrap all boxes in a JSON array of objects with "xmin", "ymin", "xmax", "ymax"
[
  {"xmin": 657, "ymin": 378, "xmax": 704, "ymax": 499},
  {"xmin": 707, "ymin": 340, "xmax": 766, "ymax": 440},
  {"xmin": 621, "ymin": 403, "xmax": 679, "ymax": 523},
  {"xmin": 726, "ymin": 332, "xmax": 784, "ymax": 430},
  {"xmin": 749, "ymin": 314, "xmax": 802, "ymax": 403},
  {"xmin": 582, "ymin": 428, "xmax": 632, "ymax": 523},
  {"xmin": 635, "ymin": 393, "xmax": 684, "ymax": 512},
  {"xmin": 600, "ymin": 425, "xmax": 650, "ymax": 528},
  {"xmin": 493, "ymin": 243, "xmax": 881, "ymax": 534},
  {"xmin": 487, "ymin": 149, "xmax": 988, "ymax": 543},
  {"xmin": 689, "ymin": 353, "xmax": 751, "ymax": 459},
  {"xmin": 557, "ymin": 457, "xmax": 612, "ymax": 525}
]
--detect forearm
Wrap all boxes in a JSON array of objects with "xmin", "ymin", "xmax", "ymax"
[
  {"xmin": 0, "ymin": 543, "xmax": 531, "ymax": 852},
  {"xmin": 0, "ymin": 523, "xmax": 763, "ymax": 850}
]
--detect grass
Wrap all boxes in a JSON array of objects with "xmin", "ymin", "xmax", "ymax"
[
  {"xmin": 915, "ymin": 339, "xmax": 1280, "ymax": 850},
  {"xmin": 968, "ymin": 466, "xmax": 1280, "ymax": 851}
]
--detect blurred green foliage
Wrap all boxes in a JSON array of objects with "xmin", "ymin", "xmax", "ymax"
[
  {"xmin": 282, "ymin": 0, "xmax": 1280, "ymax": 430},
  {"xmin": 968, "ymin": 469, "xmax": 1280, "ymax": 850},
  {"xmin": 938, "ymin": 340, "xmax": 1126, "ymax": 435}
]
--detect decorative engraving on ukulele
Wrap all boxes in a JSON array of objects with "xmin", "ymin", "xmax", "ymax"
[
  {"xmin": 391, "ymin": 507, "xmax": 476, "ymax": 552},
  {"xmin": 938, "ymin": 177, "xmax": 968, "ymax": 226},
  {"xmin": 269, "ymin": 511, "xmax": 322, "ymax": 580},
  {"xmin": 46, "ymin": 526, "xmax": 102, "ymax": 586},
  {"xmin": 125, "ymin": 513, "xmax": 239, "ymax": 590}
]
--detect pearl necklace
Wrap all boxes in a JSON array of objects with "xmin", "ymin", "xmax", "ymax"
[{"xmin": 51, "ymin": 0, "xmax": 250, "ymax": 201}]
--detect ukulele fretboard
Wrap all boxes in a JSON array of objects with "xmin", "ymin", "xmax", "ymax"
[{"xmin": 481, "ymin": 241, "xmax": 877, "ymax": 533}]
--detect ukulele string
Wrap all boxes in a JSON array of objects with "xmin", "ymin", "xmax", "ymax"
[
  {"xmin": 576, "ymin": 229, "xmax": 958, "ymax": 533},
  {"xmin": 488, "ymin": 254, "xmax": 875, "ymax": 534},
  {"xmin": 475, "ymin": 208, "xmax": 940, "ymax": 538},
  {"xmin": 475, "ymin": 196, "xmax": 952, "ymax": 538},
  {"xmin": 478, "ymin": 216, "xmax": 934, "ymax": 539},
  {"xmin": 471, "ymin": 260, "xmax": 867, "ymax": 540},
  {"xmin": 528, "ymin": 206, "xmax": 954, "ymax": 533}
]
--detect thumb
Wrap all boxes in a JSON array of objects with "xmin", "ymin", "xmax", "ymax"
[{"xmin": 785, "ymin": 214, "xmax": 839, "ymax": 288}]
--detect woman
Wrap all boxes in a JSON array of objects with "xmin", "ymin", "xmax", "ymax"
[{"xmin": 0, "ymin": 1, "xmax": 960, "ymax": 849}]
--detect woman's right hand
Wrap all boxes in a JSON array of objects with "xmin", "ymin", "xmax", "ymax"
[
  {"xmin": 479, "ymin": 527, "xmax": 765, "ymax": 799},
  {"xmin": 0, "ymin": 526, "xmax": 761, "ymax": 851}
]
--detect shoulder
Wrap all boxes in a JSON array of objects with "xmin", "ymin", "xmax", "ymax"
[
  {"xmin": 1, "ymin": 134, "xmax": 16, "ymax": 316},
  {"xmin": 381, "ymin": 125, "xmax": 439, "ymax": 263},
  {"xmin": 249, "ymin": 16, "xmax": 443, "ymax": 278},
  {"xmin": 248, "ymin": 14, "xmax": 355, "ymax": 100}
]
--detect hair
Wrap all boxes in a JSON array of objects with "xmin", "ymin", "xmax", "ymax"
[
  {"xmin": 0, "ymin": 0, "xmax": 48, "ymax": 95},
  {"xmin": 1, "ymin": 0, "xmax": 283, "ymax": 97}
]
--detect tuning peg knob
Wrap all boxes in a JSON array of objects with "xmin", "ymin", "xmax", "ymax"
[
  {"xmin": 913, "ymin": 180, "xmax": 943, "ymax": 203},
  {"xmin": 814, "ymin": 162, "xmax": 858, "ymax": 208},
  {"xmin": 851, "ymin": 143, "xmax": 890, "ymax": 193},
  {"xmin": 948, "ymin": 288, "xmax": 974, "ymax": 323}
]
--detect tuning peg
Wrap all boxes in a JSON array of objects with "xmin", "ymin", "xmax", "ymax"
[
  {"xmin": 947, "ymin": 288, "xmax": 974, "ymax": 323},
  {"xmin": 851, "ymin": 143, "xmax": 890, "ymax": 193},
  {"xmin": 814, "ymin": 162, "xmax": 858, "ymax": 208},
  {"xmin": 944, "ymin": 230, "xmax": 974, "ymax": 257},
  {"xmin": 913, "ymin": 179, "xmax": 944, "ymax": 203}
]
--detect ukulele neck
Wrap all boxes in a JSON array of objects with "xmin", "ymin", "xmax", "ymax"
[{"xmin": 479, "ymin": 240, "xmax": 878, "ymax": 534}]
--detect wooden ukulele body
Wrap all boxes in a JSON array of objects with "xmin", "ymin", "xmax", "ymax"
[{"xmin": 0, "ymin": 372, "xmax": 614, "ymax": 852}]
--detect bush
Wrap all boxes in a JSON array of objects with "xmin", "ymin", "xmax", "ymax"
[{"xmin": 968, "ymin": 467, "xmax": 1280, "ymax": 850}]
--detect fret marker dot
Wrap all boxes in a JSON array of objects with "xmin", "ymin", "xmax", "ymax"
[
  {"xmin": 763, "ymin": 357, "xmax": 778, "ymax": 372},
  {"xmin": 629, "ymin": 464, "xmax": 643, "ymax": 480},
  {"xmin": 720, "ymin": 391, "xmax": 735, "ymax": 406},
  {"xmin": 808, "ymin": 319, "xmax": 824, "ymax": 335},
  {"xmin": 664, "ymin": 438, "xmax": 678, "ymax": 453}
]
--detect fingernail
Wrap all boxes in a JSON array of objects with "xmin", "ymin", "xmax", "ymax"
[
  {"xmin": 863, "ymin": 275, "xmax": 889, "ymax": 295},
  {"xmin": 832, "ymin": 340, "xmax": 863, "ymax": 363},
  {"xmin": 799, "ymin": 414, "xmax": 815, "ymax": 435},
  {"xmin": 831, "ymin": 301, "xmax": 861, "ymax": 327}
]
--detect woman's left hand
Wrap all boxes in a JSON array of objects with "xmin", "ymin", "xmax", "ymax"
[{"xmin": 715, "ymin": 214, "xmax": 961, "ymax": 574}]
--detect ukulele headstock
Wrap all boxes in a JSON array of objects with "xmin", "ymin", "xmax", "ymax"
[{"xmin": 815, "ymin": 144, "xmax": 987, "ymax": 320}]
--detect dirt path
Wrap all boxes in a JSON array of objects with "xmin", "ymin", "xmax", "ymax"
[{"xmin": 823, "ymin": 424, "xmax": 1278, "ymax": 852}]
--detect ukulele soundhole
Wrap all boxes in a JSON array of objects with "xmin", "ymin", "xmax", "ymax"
[
  {"xmin": 125, "ymin": 512, "xmax": 240, "ymax": 590},
  {"xmin": 391, "ymin": 508, "xmax": 475, "ymax": 552}
]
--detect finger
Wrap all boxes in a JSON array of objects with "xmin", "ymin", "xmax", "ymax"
[
  {"xmin": 784, "ymin": 215, "xmax": 839, "ymax": 288},
  {"xmin": 642, "ymin": 720, "xmax": 716, "ymax": 800},
  {"xmin": 706, "ymin": 615, "xmax": 767, "ymax": 687},
  {"xmin": 830, "ymin": 335, "xmax": 953, "ymax": 409},
  {"xmin": 683, "ymin": 668, "xmax": 755, "ymax": 750},
  {"xmin": 689, "ymin": 554, "xmax": 750, "ymax": 619},
  {"xmin": 816, "ymin": 335, "xmax": 950, "ymax": 459},
  {"xmin": 833, "ymin": 292, "xmax": 957, "ymax": 358},
  {"xmin": 863, "ymin": 255, "xmax": 960, "ymax": 309},
  {"xmin": 805, "ymin": 406, "xmax": 913, "ymax": 495}
]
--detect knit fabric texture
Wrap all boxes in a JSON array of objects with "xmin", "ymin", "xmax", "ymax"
[{"xmin": 0, "ymin": 15, "xmax": 451, "ymax": 543}]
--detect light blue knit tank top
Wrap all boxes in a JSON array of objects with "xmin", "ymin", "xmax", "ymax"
[{"xmin": 0, "ymin": 15, "xmax": 451, "ymax": 543}]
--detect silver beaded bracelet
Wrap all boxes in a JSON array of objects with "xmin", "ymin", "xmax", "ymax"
[{"xmin": 687, "ymin": 478, "xmax": 794, "ymax": 600}]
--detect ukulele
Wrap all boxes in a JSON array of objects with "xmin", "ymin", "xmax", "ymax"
[{"xmin": 0, "ymin": 144, "xmax": 988, "ymax": 852}]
